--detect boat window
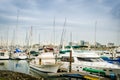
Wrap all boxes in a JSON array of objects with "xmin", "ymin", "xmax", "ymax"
[
  {"xmin": 0, "ymin": 53, "xmax": 4, "ymax": 56},
  {"xmin": 77, "ymin": 57, "xmax": 92, "ymax": 62},
  {"xmin": 103, "ymin": 69, "xmax": 106, "ymax": 71},
  {"xmin": 109, "ymin": 70, "xmax": 112, "ymax": 72},
  {"xmin": 77, "ymin": 57, "xmax": 104, "ymax": 62},
  {"xmin": 61, "ymin": 56, "xmax": 74, "ymax": 62}
]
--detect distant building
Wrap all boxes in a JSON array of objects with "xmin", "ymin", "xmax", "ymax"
[
  {"xmin": 101, "ymin": 45, "xmax": 106, "ymax": 48},
  {"xmin": 107, "ymin": 43, "xmax": 114, "ymax": 47},
  {"xmin": 95, "ymin": 42, "xmax": 102, "ymax": 47},
  {"xmin": 33, "ymin": 44, "xmax": 40, "ymax": 48},
  {"xmin": 84, "ymin": 41, "xmax": 89, "ymax": 46},
  {"xmin": 79, "ymin": 40, "xmax": 85, "ymax": 46},
  {"xmin": 69, "ymin": 41, "xmax": 78, "ymax": 46},
  {"xmin": 69, "ymin": 42, "xmax": 72, "ymax": 46}
]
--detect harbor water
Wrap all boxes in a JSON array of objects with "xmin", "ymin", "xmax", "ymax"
[
  {"xmin": 0, "ymin": 60, "xmax": 120, "ymax": 80},
  {"xmin": 0, "ymin": 60, "xmax": 75, "ymax": 80}
]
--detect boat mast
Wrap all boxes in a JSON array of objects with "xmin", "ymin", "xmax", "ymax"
[
  {"xmin": 11, "ymin": 29, "xmax": 15, "ymax": 48},
  {"xmin": 39, "ymin": 33, "xmax": 41, "ymax": 47},
  {"xmin": 1, "ymin": 36, "xmax": 3, "ymax": 48},
  {"xmin": 70, "ymin": 32, "xmax": 73, "ymax": 49},
  {"xmin": 53, "ymin": 17, "xmax": 55, "ymax": 46},
  {"xmin": 6, "ymin": 26, "xmax": 9, "ymax": 49},
  {"xmin": 29, "ymin": 26, "xmax": 32, "ymax": 48},
  {"xmin": 25, "ymin": 30, "xmax": 29, "ymax": 48},
  {"xmin": 60, "ymin": 18, "xmax": 67, "ymax": 50},
  {"xmin": 15, "ymin": 10, "xmax": 19, "ymax": 47},
  {"xmin": 94, "ymin": 21, "xmax": 97, "ymax": 51},
  {"xmin": 28, "ymin": 26, "xmax": 33, "ymax": 58},
  {"xmin": 117, "ymin": 26, "xmax": 119, "ymax": 47}
]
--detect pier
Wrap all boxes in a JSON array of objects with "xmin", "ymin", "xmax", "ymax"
[{"xmin": 47, "ymin": 72, "xmax": 110, "ymax": 80}]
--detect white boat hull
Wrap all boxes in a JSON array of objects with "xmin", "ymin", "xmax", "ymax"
[
  {"xmin": 0, "ymin": 51, "xmax": 9, "ymax": 60},
  {"xmin": 0, "ymin": 56, "xmax": 9, "ymax": 60},
  {"xmin": 11, "ymin": 53, "xmax": 27, "ymax": 60},
  {"xmin": 30, "ymin": 63, "xmax": 60, "ymax": 73},
  {"xmin": 59, "ymin": 51, "xmax": 120, "ymax": 79}
]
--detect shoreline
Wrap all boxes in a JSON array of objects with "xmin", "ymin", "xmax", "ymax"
[{"xmin": 0, "ymin": 70, "xmax": 41, "ymax": 80}]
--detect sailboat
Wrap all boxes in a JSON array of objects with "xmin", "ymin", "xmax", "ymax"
[
  {"xmin": 10, "ymin": 10, "xmax": 28, "ymax": 60},
  {"xmin": 0, "ymin": 27, "xmax": 10, "ymax": 60},
  {"xmin": 11, "ymin": 48, "xmax": 27, "ymax": 60}
]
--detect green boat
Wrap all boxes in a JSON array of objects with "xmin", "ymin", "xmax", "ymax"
[
  {"xmin": 83, "ymin": 67, "xmax": 106, "ymax": 76},
  {"xmin": 59, "ymin": 50, "xmax": 71, "ymax": 54}
]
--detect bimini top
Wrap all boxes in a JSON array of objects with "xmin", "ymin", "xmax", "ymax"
[
  {"xmin": 37, "ymin": 52, "xmax": 55, "ymax": 59},
  {"xmin": 77, "ymin": 51, "xmax": 100, "ymax": 58}
]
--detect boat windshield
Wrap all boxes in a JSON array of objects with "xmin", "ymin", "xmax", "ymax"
[
  {"xmin": 0, "ymin": 53, "xmax": 4, "ymax": 56},
  {"xmin": 61, "ymin": 56, "xmax": 74, "ymax": 62},
  {"xmin": 77, "ymin": 57, "xmax": 104, "ymax": 62}
]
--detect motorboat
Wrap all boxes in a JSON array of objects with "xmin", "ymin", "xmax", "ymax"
[
  {"xmin": 30, "ymin": 52, "xmax": 62, "ymax": 73},
  {"xmin": 11, "ymin": 48, "xmax": 27, "ymax": 60},
  {"xmin": 96, "ymin": 50, "xmax": 120, "ymax": 63},
  {"xmin": 58, "ymin": 50, "xmax": 120, "ymax": 79},
  {"xmin": 0, "ymin": 49, "xmax": 9, "ymax": 60}
]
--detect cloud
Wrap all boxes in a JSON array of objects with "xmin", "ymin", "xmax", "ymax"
[
  {"xmin": 111, "ymin": 3, "xmax": 120, "ymax": 19},
  {"xmin": 0, "ymin": 0, "xmax": 120, "ymax": 45}
]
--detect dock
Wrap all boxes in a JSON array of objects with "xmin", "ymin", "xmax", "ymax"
[
  {"xmin": 47, "ymin": 71, "xmax": 110, "ymax": 80},
  {"xmin": 30, "ymin": 66, "xmax": 111, "ymax": 80}
]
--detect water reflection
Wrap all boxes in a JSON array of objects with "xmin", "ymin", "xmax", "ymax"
[
  {"xmin": 0, "ymin": 60, "xmax": 8, "ymax": 70},
  {"xmin": 0, "ymin": 60, "xmax": 29, "ymax": 74},
  {"xmin": 0, "ymin": 60, "xmax": 79, "ymax": 80}
]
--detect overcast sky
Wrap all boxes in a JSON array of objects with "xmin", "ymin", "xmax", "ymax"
[{"xmin": 0, "ymin": 0, "xmax": 120, "ymax": 46}]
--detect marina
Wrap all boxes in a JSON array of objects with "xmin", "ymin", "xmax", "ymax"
[
  {"xmin": 0, "ymin": 0, "xmax": 120, "ymax": 80},
  {"xmin": 0, "ymin": 43, "xmax": 120, "ymax": 80},
  {"xmin": 0, "ymin": 53, "xmax": 120, "ymax": 80},
  {"xmin": 0, "ymin": 45, "xmax": 120, "ymax": 80}
]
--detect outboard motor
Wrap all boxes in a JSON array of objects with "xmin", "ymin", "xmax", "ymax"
[{"xmin": 109, "ymin": 73, "xmax": 116, "ymax": 80}]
